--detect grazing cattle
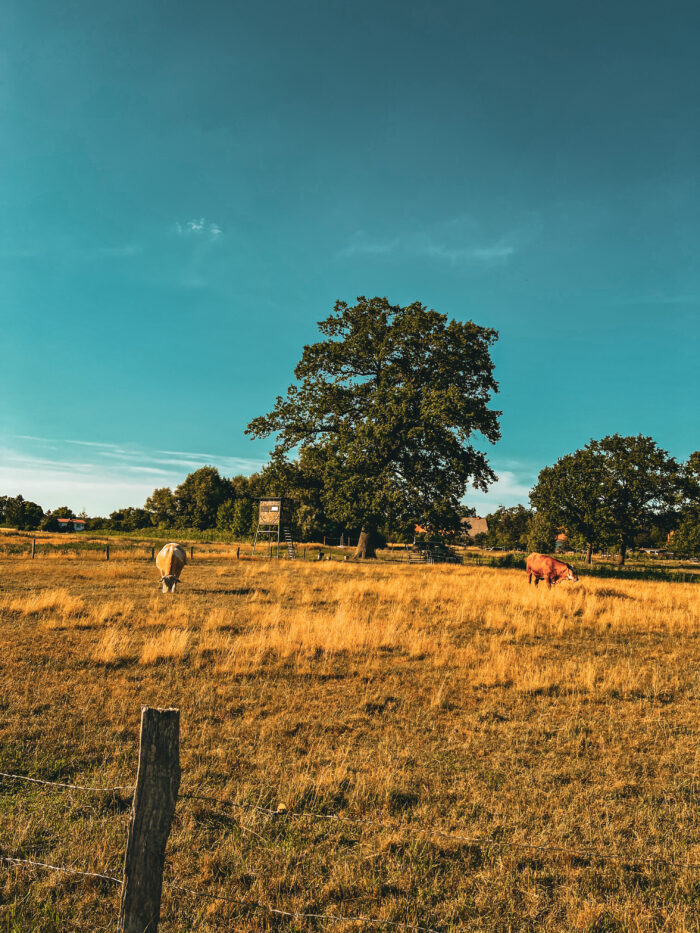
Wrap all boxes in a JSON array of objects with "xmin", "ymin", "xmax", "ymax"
[
  {"xmin": 156, "ymin": 543, "xmax": 187, "ymax": 593},
  {"xmin": 526, "ymin": 552, "xmax": 578, "ymax": 588}
]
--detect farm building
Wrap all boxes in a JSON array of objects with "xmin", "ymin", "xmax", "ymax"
[
  {"xmin": 461, "ymin": 516, "xmax": 488, "ymax": 538},
  {"xmin": 415, "ymin": 516, "xmax": 489, "ymax": 539},
  {"xmin": 57, "ymin": 518, "xmax": 86, "ymax": 532}
]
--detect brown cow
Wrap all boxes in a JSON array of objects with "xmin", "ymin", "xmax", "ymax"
[
  {"xmin": 156, "ymin": 543, "xmax": 187, "ymax": 593},
  {"xmin": 526, "ymin": 553, "xmax": 578, "ymax": 588}
]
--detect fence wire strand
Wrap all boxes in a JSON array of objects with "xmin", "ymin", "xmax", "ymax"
[
  {"xmin": 3, "ymin": 773, "xmax": 698, "ymax": 871},
  {"xmin": 0, "ymin": 770, "xmax": 134, "ymax": 794},
  {"xmin": 164, "ymin": 880, "xmax": 441, "ymax": 932},
  {"xmin": 1, "ymin": 855, "xmax": 439, "ymax": 931},
  {"xmin": 179, "ymin": 792, "xmax": 700, "ymax": 871},
  {"xmin": 1, "ymin": 854, "xmax": 122, "ymax": 885}
]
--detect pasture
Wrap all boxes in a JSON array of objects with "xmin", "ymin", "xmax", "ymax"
[{"xmin": 0, "ymin": 553, "xmax": 698, "ymax": 931}]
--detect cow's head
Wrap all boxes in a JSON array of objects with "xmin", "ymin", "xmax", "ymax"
[
  {"xmin": 565, "ymin": 564, "xmax": 578, "ymax": 582},
  {"xmin": 161, "ymin": 574, "xmax": 178, "ymax": 594}
]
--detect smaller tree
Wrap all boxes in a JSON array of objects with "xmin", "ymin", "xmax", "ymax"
[
  {"xmin": 672, "ymin": 508, "xmax": 700, "ymax": 557},
  {"xmin": 216, "ymin": 499, "xmax": 237, "ymax": 532},
  {"xmin": 4, "ymin": 495, "xmax": 44, "ymax": 530},
  {"xmin": 484, "ymin": 505, "xmax": 532, "ymax": 550},
  {"xmin": 51, "ymin": 506, "xmax": 75, "ymax": 519},
  {"xmin": 531, "ymin": 435, "xmax": 682, "ymax": 565},
  {"xmin": 231, "ymin": 498, "xmax": 255, "ymax": 539},
  {"xmin": 41, "ymin": 513, "xmax": 60, "ymax": 532},
  {"xmin": 529, "ymin": 448, "xmax": 609, "ymax": 563},
  {"xmin": 672, "ymin": 452, "xmax": 700, "ymax": 557},
  {"xmin": 591, "ymin": 435, "xmax": 682, "ymax": 565},
  {"xmin": 174, "ymin": 467, "xmax": 232, "ymax": 530},
  {"xmin": 145, "ymin": 487, "xmax": 177, "ymax": 527},
  {"xmin": 526, "ymin": 511, "xmax": 557, "ymax": 554}
]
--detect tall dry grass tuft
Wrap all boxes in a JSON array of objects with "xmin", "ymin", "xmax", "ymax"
[
  {"xmin": 8, "ymin": 588, "xmax": 85, "ymax": 618},
  {"xmin": 6, "ymin": 588, "xmax": 88, "ymax": 628},
  {"xmin": 92, "ymin": 627, "xmax": 135, "ymax": 665},
  {"xmin": 140, "ymin": 629, "xmax": 190, "ymax": 665},
  {"xmin": 92, "ymin": 599, "xmax": 135, "ymax": 625}
]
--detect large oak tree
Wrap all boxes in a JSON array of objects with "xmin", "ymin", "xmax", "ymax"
[{"xmin": 246, "ymin": 296, "xmax": 500, "ymax": 557}]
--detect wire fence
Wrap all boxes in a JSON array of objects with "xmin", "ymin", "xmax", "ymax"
[
  {"xmin": 0, "ymin": 853, "xmax": 439, "ymax": 932},
  {"xmin": 2, "ymin": 769, "xmax": 699, "ymax": 875},
  {"xmin": 3, "ymin": 538, "xmax": 698, "ymax": 583}
]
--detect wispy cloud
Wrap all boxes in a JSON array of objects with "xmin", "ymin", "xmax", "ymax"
[
  {"xmin": 175, "ymin": 218, "xmax": 223, "ymax": 240},
  {"xmin": 337, "ymin": 222, "xmax": 524, "ymax": 266},
  {"xmin": 0, "ymin": 435, "xmax": 264, "ymax": 514},
  {"xmin": 424, "ymin": 241, "xmax": 516, "ymax": 265}
]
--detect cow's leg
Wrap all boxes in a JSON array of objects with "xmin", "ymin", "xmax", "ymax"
[
  {"xmin": 546, "ymin": 574, "xmax": 553, "ymax": 589},
  {"xmin": 528, "ymin": 571, "xmax": 532, "ymax": 585},
  {"xmin": 533, "ymin": 576, "xmax": 539, "ymax": 587}
]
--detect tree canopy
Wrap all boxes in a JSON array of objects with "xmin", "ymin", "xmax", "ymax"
[
  {"xmin": 246, "ymin": 296, "xmax": 500, "ymax": 556},
  {"xmin": 531, "ymin": 434, "xmax": 682, "ymax": 564},
  {"xmin": 0, "ymin": 495, "xmax": 44, "ymax": 530},
  {"xmin": 172, "ymin": 467, "xmax": 232, "ymax": 530},
  {"xmin": 482, "ymin": 505, "xmax": 532, "ymax": 551},
  {"xmin": 530, "ymin": 447, "xmax": 610, "ymax": 563}
]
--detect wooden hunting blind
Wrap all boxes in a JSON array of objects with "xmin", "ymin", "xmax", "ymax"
[
  {"xmin": 252, "ymin": 497, "xmax": 295, "ymax": 559},
  {"xmin": 258, "ymin": 498, "xmax": 283, "ymax": 525}
]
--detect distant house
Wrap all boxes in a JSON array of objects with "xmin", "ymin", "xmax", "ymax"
[
  {"xmin": 461, "ymin": 516, "xmax": 488, "ymax": 539},
  {"xmin": 414, "ymin": 516, "xmax": 489, "ymax": 539},
  {"xmin": 57, "ymin": 518, "xmax": 86, "ymax": 532},
  {"xmin": 554, "ymin": 530, "xmax": 568, "ymax": 552}
]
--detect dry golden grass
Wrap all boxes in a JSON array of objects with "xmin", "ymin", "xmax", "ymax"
[{"xmin": 0, "ymin": 555, "xmax": 698, "ymax": 931}]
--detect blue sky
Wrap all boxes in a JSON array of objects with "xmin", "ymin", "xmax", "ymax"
[{"xmin": 2, "ymin": 0, "xmax": 698, "ymax": 515}]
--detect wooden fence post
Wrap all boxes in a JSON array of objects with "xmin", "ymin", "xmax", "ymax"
[
  {"xmin": 189, "ymin": 546, "xmax": 194, "ymax": 561},
  {"xmin": 31, "ymin": 538, "xmax": 36, "ymax": 559},
  {"xmin": 236, "ymin": 546, "xmax": 240, "ymax": 560},
  {"xmin": 118, "ymin": 706, "xmax": 181, "ymax": 933},
  {"xmin": 106, "ymin": 545, "xmax": 110, "ymax": 561}
]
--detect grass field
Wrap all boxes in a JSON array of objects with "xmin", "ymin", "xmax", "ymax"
[{"xmin": 0, "ymin": 550, "xmax": 698, "ymax": 931}]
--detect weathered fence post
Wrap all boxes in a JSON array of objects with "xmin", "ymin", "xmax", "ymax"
[
  {"xmin": 106, "ymin": 545, "xmax": 110, "ymax": 561},
  {"xmin": 151, "ymin": 546, "xmax": 155, "ymax": 561},
  {"xmin": 236, "ymin": 546, "xmax": 240, "ymax": 560},
  {"xmin": 31, "ymin": 538, "xmax": 36, "ymax": 559},
  {"xmin": 118, "ymin": 706, "xmax": 180, "ymax": 933},
  {"xmin": 190, "ymin": 546, "xmax": 194, "ymax": 561}
]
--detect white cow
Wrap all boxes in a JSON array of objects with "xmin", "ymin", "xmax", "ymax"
[{"xmin": 156, "ymin": 543, "xmax": 187, "ymax": 593}]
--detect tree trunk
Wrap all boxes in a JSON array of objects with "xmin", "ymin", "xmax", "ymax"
[
  {"xmin": 618, "ymin": 538, "xmax": 627, "ymax": 566},
  {"xmin": 585, "ymin": 541, "xmax": 593, "ymax": 564},
  {"xmin": 354, "ymin": 528, "xmax": 377, "ymax": 559}
]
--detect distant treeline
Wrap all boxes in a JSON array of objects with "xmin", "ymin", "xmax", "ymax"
[
  {"xmin": 2, "ymin": 438, "xmax": 700, "ymax": 560},
  {"xmin": 1, "ymin": 465, "xmax": 396, "ymax": 544}
]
